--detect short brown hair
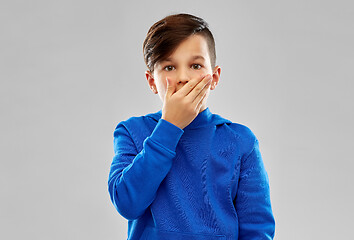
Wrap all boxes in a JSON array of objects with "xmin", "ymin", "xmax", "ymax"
[{"xmin": 143, "ymin": 13, "xmax": 216, "ymax": 73}]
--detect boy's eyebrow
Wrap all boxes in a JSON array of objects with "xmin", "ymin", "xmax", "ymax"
[{"xmin": 162, "ymin": 55, "xmax": 206, "ymax": 63}]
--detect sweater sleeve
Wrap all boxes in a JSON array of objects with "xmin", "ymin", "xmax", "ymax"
[
  {"xmin": 234, "ymin": 138, "xmax": 276, "ymax": 239},
  {"xmin": 108, "ymin": 118, "xmax": 184, "ymax": 220}
]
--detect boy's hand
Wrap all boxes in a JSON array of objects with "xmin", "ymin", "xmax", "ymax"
[{"xmin": 161, "ymin": 74, "xmax": 212, "ymax": 129}]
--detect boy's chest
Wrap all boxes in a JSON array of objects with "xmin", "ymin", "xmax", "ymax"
[
  {"xmin": 171, "ymin": 128, "xmax": 241, "ymax": 193},
  {"xmin": 147, "ymin": 127, "xmax": 242, "ymax": 231}
]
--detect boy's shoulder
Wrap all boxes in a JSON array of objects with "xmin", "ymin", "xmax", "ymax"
[
  {"xmin": 206, "ymin": 111, "xmax": 258, "ymax": 148},
  {"xmin": 226, "ymin": 120, "xmax": 256, "ymax": 140},
  {"xmin": 113, "ymin": 110, "xmax": 161, "ymax": 130}
]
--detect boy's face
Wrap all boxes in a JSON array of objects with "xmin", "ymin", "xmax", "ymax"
[{"xmin": 145, "ymin": 34, "xmax": 221, "ymax": 110}]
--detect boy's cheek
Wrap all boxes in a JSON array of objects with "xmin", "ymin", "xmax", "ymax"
[{"xmin": 199, "ymin": 70, "xmax": 212, "ymax": 80}]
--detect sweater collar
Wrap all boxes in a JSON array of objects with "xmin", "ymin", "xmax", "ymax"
[
  {"xmin": 146, "ymin": 107, "xmax": 232, "ymax": 130},
  {"xmin": 184, "ymin": 107, "xmax": 212, "ymax": 130}
]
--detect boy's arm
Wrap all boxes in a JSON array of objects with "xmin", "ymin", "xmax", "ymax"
[
  {"xmin": 108, "ymin": 118, "xmax": 184, "ymax": 220},
  {"xmin": 234, "ymin": 137, "xmax": 276, "ymax": 239}
]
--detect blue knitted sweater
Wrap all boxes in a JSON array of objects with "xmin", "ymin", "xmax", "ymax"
[{"xmin": 108, "ymin": 107, "xmax": 275, "ymax": 240}]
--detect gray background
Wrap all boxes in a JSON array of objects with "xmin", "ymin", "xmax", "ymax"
[{"xmin": 1, "ymin": 0, "xmax": 353, "ymax": 239}]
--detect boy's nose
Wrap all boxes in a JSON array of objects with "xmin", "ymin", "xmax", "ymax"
[
  {"xmin": 177, "ymin": 71, "xmax": 190, "ymax": 84},
  {"xmin": 179, "ymin": 79, "xmax": 189, "ymax": 84}
]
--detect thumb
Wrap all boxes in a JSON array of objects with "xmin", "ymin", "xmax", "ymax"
[{"xmin": 165, "ymin": 77, "xmax": 175, "ymax": 98}]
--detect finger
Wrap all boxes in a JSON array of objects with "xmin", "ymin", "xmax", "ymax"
[
  {"xmin": 195, "ymin": 80, "xmax": 210, "ymax": 104},
  {"xmin": 176, "ymin": 74, "xmax": 207, "ymax": 97},
  {"xmin": 165, "ymin": 77, "xmax": 175, "ymax": 98},
  {"xmin": 195, "ymin": 89, "xmax": 208, "ymax": 112},
  {"xmin": 186, "ymin": 74, "xmax": 212, "ymax": 103}
]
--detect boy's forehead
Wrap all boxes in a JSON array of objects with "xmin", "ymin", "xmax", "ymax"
[{"xmin": 163, "ymin": 55, "xmax": 206, "ymax": 62}]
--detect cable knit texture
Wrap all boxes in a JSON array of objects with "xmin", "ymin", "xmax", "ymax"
[{"xmin": 108, "ymin": 107, "xmax": 275, "ymax": 240}]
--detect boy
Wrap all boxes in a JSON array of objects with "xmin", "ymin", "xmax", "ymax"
[{"xmin": 108, "ymin": 13, "xmax": 275, "ymax": 240}]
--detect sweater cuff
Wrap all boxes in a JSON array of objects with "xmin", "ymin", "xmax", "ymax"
[{"xmin": 150, "ymin": 118, "xmax": 184, "ymax": 152}]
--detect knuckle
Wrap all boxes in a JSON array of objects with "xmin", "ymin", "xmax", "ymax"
[{"xmin": 195, "ymin": 86, "xmax": 202, "ymax": 92}]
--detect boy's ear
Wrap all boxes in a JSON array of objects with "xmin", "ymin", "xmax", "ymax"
[
  {"xmin": 211, "ymin": 65, "xmax": 221, "ymax": 90},
  {"xmin": 145, "ymin": 70, "xmax": 157, "ymax": 94},
  {"xmin": 212, "ymin": 65, "xmax": 221, "ymax": 77},
  {"xmin": 145, "ymin": 70, "xmax": 152, "ymax": 80}
]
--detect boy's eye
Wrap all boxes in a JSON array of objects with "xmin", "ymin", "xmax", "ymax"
[
  {"xmin": 192, "ymin": 64, "xmax": 202, "ymax": 70},
  {"xmin": 163, "ymin": 64, "xmax": 202, "ymax": 71},
  {"xmin": 164, "ymin": 65, "xmax": 175, "ymax": 71}
]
